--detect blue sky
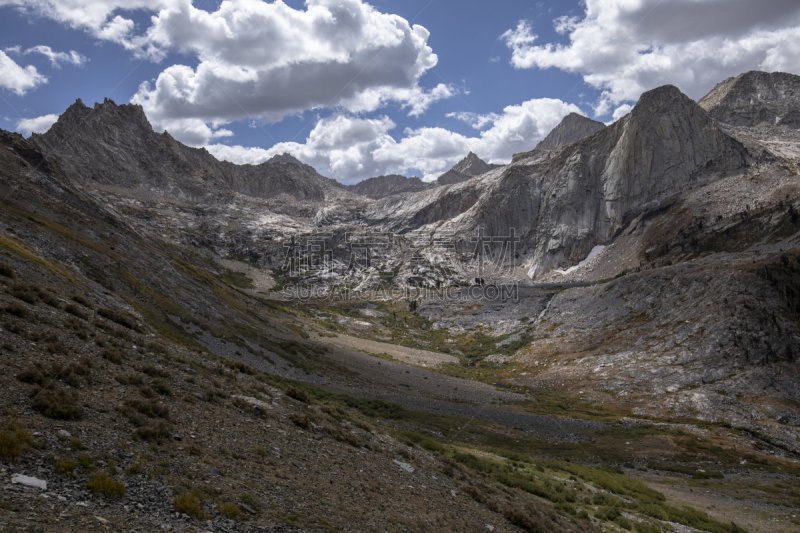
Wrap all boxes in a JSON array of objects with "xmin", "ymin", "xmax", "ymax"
[{"xmin": 1, "ymin": 0, "xmax": 799, "ymax": 183}]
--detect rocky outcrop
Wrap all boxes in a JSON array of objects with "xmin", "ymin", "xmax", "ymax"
[
  {"xmin": 32, "ymin": 99, "xmax": 352, "ymax": 202},
  {"xmin": 346, "ymin": 174, "xmax": 429, "ymax": 199},
  {"xmin": 534, "ymin": 112, "xmax": 606, "ymax": 151},
  {"xmin": 698, "ymin": 70, "xmax": 800, "ymax": 128},
  {"xmin": 435, "ymin": 152, "xmax": 498, "ymax": 185}
]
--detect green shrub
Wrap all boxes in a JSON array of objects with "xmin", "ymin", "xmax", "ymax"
[
  {"xmin": 151, "ymin": 378, "xmax": 172, "ymax": 396},
  {"xmin": 133, "ymin": 422, "xmax": 171, "ymax": 442},
  {"xmin": 290, "ymin": 413, "xmax": 309, "ymax": 429},
  {"xmin": 97, "ymin": 307, "xmax": 142, "ymax": 332},
  {"xmin": 140, "ymin": 364, "xmax": 169, "ymax": 378},
  {"xmin": 71, "ymin": 295, "xmax": 94, "ymax": 309},
  {"xmin": 101, "ymin": 348, "xmax": 124, "ymax": 364},
  {"xmin": 614, "ymin": 515, "xmax": 632, "ymax": 530},
  {"xmin": 174, "ymin": 491, "xmax": 208, "ymax": 519},
  {"xmin": 218, "ymin": 501, "xmax": 240, "ymax": 519},
  {"xmin": 9, "ymin": 283, "xmax": 41, "ymax": 304},
  {"xmin": 65, "ymin": 304, "xmax": 89, "ymax": 320},
  {"xmin": 17, "ymin": 368, "xmax": 45, "ymax": 385},
  {"xmin": 285, "ymin": 386, "xmax": 308, "ymax": 403},
  {"xmin": 2, "ymin": 302, "xmax": 28, "ymax": 318},
  {"xmin": 0, "ymin": 431, "xmax": 26, "ymax": 460},
  {"xmin": 86, "ymin": 473, "xmax": 126, "ymax": 498},
  {"xmin": 32, "ymin": 388, "xmax": 83, "ymax": 420},
  {"xmin": 54, "ymin": 458, "xmax": 78, "ymax": 476},
  {"xmin": 115, "ymin": 373, "xmax": 144, "ymax": 386}
]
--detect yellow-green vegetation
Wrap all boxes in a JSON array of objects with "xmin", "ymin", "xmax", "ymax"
[
  {"xmin": 219, "ymin": 269, "xmax": 255, "ymax": 289},
  {"xmin": 54, "ymin": 458, "xmax": 78, "ymax": 476},
  {"xmin": 31, "ymin": 387, "xmax": 83, "ymax": 420},
  {"xmin": 0, "ymin": 419, "xmax": 32, "ymax": 460},
  {"xmin": 77, "ymin": 452, "xmax": 94, "ymax": 470},
  {"xmin": 309, "ymin": 299, "xmax": 536, "ymax": 363},
  {"xmin": 445, "ymin": 452, "xmax": 746, "ymax": 533},
  {"xmin": 265, "ymin": 376, "xmax": 797, "ymax": 533},
  {"xmin": 86, "ymin": 473, "xmax": 127, "ymax": 498},
  {"xmin": 218, "ymin": 501, "xmax": 241, "ymax": 519},
  {"xmin": 174, "ymin": 490, "xmax": 208, "ymax": 519}
]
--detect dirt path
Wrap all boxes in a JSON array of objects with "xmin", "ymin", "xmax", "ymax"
[{"xmin": 309, "ymin": 329, "xmax": 460, "ymax": 367}]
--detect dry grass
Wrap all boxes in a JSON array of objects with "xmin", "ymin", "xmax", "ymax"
[
  {"xmin": 218, "ymin": 501, "xmax": 241, "ymax": 519},
  {"xmin": 31, "ymin": 387, "xmax": 83, "ymax": 420},
  {"xmin": 86, "ymin": 473, "xmax": 127, "ymax": 498},
  {"xmin": 54, "ymin": 458, "xmax": 78, "ymax": 476},
  {"xmin": 0, "ymin": 422, "xmax": 31, "ymax": 460},
  {"xmin": 285, "ymin": 385, "xmax": 309, "ymax": 402},
  {"xmin": 174, "ymin": 491, "xmax": 208, "ymax": 519}
]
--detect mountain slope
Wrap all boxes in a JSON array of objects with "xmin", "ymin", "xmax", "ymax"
[
  {"xmin": 346, "ymin": 174, "xmax": 429, "ymax": 199},
  {"xmin": 0, "ymin": 127, "xmax": 602, "ymax": 533},
  {"xmin": 534, "ymin": 112, "xmax": 606, "ymax": 151},
  {"xmin": 32, "ymin": 99, "xmax": 353, "ymax": 203}
]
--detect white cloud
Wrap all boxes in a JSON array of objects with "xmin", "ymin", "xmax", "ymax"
[
  {"xmin": 2, "ymin": 0, "xmax": 169, "ymax": 51},
  {"xmin": 502, "ymin": 0, "xmax": 800, "ymax": 117},
  {"xmin": 207, "ymin": 97, "xmax": 580, "ymax": 183},
  {"xmin": 24, "ymin": 45, "xmax": 87, "ymax": 67},
  {"xmin": 15, "ymin": 113, "xmax": 59, "ymax": 135},
  {"xmin": 128, "ymin": 0, "xmax": 451, "ymax": 145},
  {"xmin": 0, "ymin": 50, "xmax": 47, "ymax": 95},
  {"xmin": 5, "ymin": 0, "xmax": 454, "ymax": 146},
  {"xmin": 447, "ymin": 111, "xmax": 500, "ymax": 130},
  {"xmin": 611, "ymin": 104, "xmax": 632, "ymax": 121}
]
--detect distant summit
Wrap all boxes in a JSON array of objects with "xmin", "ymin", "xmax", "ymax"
[
  {"xmin": 346, "ymin": 174, "xmax": 428, "ymax": 199},
  {"xmin": 698, "ymin": 70, "xmax": 800, "ymax": 128},
  {"xmin": 31, "ymin": 98, "xmax": 353, "ymax": 202},
  {"xmin": 436, "ymin": 152, "xmax": 498, "ymax": 186},
  {"xmin": 267, "ymin": 152, "xmax": 304, "ymax": 165},
  {"xmin": 535, "ymin": 113, "xmax": 606, "ymax": 151}
]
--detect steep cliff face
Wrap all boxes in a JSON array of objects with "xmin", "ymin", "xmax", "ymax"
[
  {"xmin": 699, "ymin": 70, "xmax": 800, "ymax": 127},
  {"xmin": 32, "ymin": 99, "xmax": 350, "ymax": 202},
  {"xmin": 534, "ymin": 112, "xmax": 606, "ymax": 151},
  {"xmin": 364, "ymin": 85, "xmax": 751, "ymax": 276},
  {"xmin": 486, "ymin": 85, "xmax": 750, "ymax": 277}
]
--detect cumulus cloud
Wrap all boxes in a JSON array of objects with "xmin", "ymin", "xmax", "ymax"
[
  {"xmin": 502, "ymin": 0, "xmax": 800, "ymax": 117},
  {"xmin": 24, "ymin": 45, "xmax": 87, "ymax": 67},
  {"xmin": 0, "ymin": 50, "xmax": 47, "ymax": 95},
  {"xmin": 207, "ymin": 98, "xmax": 581, "ymax": 183},
  {"xmin": 611, "ymin": 104, "xmax": 632, "ymax": 122},
  {"xmin": 15, "ymin": 113, "xmax": 59, "ymax": 135},
  {"xmin": 5, "ymin": 0, "xmax": 454, "ymax": 145},
  {"xmin": 130, "ymin": 0, "xmax": 451, "ymax": 144}
]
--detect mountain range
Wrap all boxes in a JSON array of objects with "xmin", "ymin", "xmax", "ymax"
[{"xmin": 0, "ymin": 69, "xmax": 799, "ymax": 533}]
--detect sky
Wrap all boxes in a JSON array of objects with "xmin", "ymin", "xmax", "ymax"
[{"xmin": 1, "ymin": 0, "xmax": 799, "ymax": 184}]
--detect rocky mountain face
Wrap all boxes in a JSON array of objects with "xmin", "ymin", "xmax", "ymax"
[
  {"xmin": 534, "ymin": 112, "xmax": 606, "ymax": 151},
  {"xmin": 699, "ymin": 70, "xmax": 800, "ymax": 127},
  {"xmin": 435, "ymin": 151, "xmax": 498, "ymax": 185},
  {"xmin": 346, "ymin": 173, "xmax": 429, "ymax": 199},
  {"xmin": 364, "ymin": 85, "xmax": 750, "ymax": 274},
  {"xmin": 32, "ymin": 99, "xmax": 353, "ymax": 203}
]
